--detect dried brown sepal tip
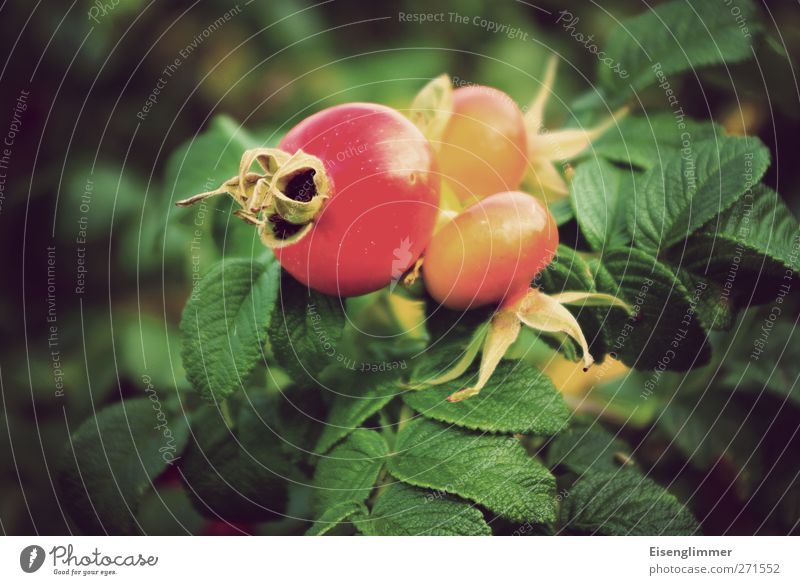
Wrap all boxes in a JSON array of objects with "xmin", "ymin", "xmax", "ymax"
[
  {"xmin": 402, "ymin": 258, "xmax": 425, "ymax": 288},
  {"xmin": 175, "ymin": 147, "xmax": 331, "ymax": 248}
]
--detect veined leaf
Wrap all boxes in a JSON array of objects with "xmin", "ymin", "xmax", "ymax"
[
  {"xmin": 570, "ymin": 158, "xmax": 633, "ymax": 251},
  {"xmin": 546, "ymin": 422, "xmax": 632, "ymax": 475},
  {"xmin": 315, "ymin": 374, "xmax": 401, "ymax": 454},
  {"xmin": 560, "ymin": 468, "xmax": 700, "ymax": 535},
  {"xmin": 628, "ymin": 136, "xmax": 770, "ymax": 253},
  {"xmin": 388, "ymin": 418, "xmax": 557, "ymax": 523},
  {"xmin": 306, "ymin": 501, "xmax": 368, "ymax": 536},
  {"xmin": 180, "ymin": 257, "xmax": 280, "ymax": 401},
  {"xmin": 178, "ymin": 399, "xmax": 291, "ymax": 522},
  {"xmin": 536, "ymin": 245, "xmax": 609, "ymax": 361},
  {"xmin": 594, "ymin": 248, "xmax": 711, "ymax": 370},
  {"xmin": 404, "ymin": 361, "xmax": 568, "ymax": 435},
  {"xmin": 677, "ymin": 271, "xmax": 734, "ymax": 331},
  {"xmin": 549, "ymin": 197, "xmax": 575, "ymax": 226},
  {"xmin": 600, "ymin": 0, "xmax": 761, "ymax": 98},
  {"xmin": 313, "ymin": 429, "xmax": 388, "ymax": 514},
  {"xmin": 268, "ymin": 272, "xmax": 347, "ymax": 384},
  {"xmin": 676, "ymin": 184, "xmax": 799, "ymax": 303},
  {"xmin": 57, "ymin": 399, "xmax": 190, "ymax": 535},
  {"xmin": 536, "ymin": 244, "xmax": 595, "ymax": 293},
  {"xmin": 591, "ymin": 113, "xmax": 722, "ymax": 169},
  {"xmin": 356, "ymin": 483, "xmax": 490, "ymax": 536}
]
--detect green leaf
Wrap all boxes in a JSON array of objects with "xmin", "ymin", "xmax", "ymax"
[
  {"xmin": 120, "ymin": 315, "xmax": 187, "ymax": 389},
  {"xmin": 591, "ymin": 113, "xmax": 722, "ymax": 169},
  {"xmin": 388, "ymin": 418, "xmax": 557, "ymax": 523},
  {"xmin": 570, "ymin": 158, "xmax": 632, "ymax": 251},
  {"xmin": 57, "ymin": 399, "xmax": 190, "ymax": 535},
  {"xmin": 546, "ymin": 422, "xmax": 631, "ymax": 475},
  {"xmin": 357, "ymin": 483, "xmax": 491, "ymax": 536},
  {"xmin": 180, "ymin": 257, "xmax": 280, "ymax": 401},
  {"xmin": 594, "ymin": 248, "xmax": 711, "ymax": 370},
  {"xmin": 549, "ymin": 197, "xmax": 574, "ymax": 226},
  {"xmin": 315, "ymin": 374, "xmax": 401, "ymax": 454},
  {"xmin": 244, "ymin": 386, "xmax": 326, "ymax": 465},
  {"xmin": 536, "ymin": 244, "xmax": 595, "ymax": 293},
  {"xmin": 629, "ymin": 136, "xmax": 770, "ymax": 252},
  {"xmin": 313, "ymin": 429, "xmax": 388, "ymax": 514},
  {"xmin": 560, "ymin": 468, "xmax": 700, "ymax": 535},
  {"xmin": 306, "ymin": 501, "xmax": 368, "ymax": 536},
  {"xmin": 404, "ymin": 361, "xmax": 568, "ymax": 435},
  {"xmin": 178, "ymin": 399, "xmax": 291, "ymax": 522},
  {"xmin": 676, "ymin": 185, "xmax": 800, "ymax": 303},
  {"xmin": 677, "ymin": 271, "xmax": 734, "ymax": 331},
  {"xmin": 600, "ymin": 0, "xmax": 761, "ymax": 98},
  {"xmin": 268, "ymin": 272, "xmax": 347, "ymax": 384}
]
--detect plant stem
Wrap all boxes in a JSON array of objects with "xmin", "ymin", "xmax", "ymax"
[
  {"xmin": 369, "ymin": 467, "xmax": 390, "ymax": 507},
  {"xmin": 219, "ymin": 399, "xmax": 235, "ymax": 429},
  {"xmin": 397, "ymin": 404, "xmax": 414, "ymax": 432}
]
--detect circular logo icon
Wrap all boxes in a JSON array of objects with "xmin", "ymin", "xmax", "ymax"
[{"xmin": 20, "ymin": 545, "xmax": 45, "ymax": 573}]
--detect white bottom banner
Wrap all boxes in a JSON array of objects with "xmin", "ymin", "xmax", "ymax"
[{"xmin": 1, "ymin": 536, "xmax": 797, "ymax": 583}]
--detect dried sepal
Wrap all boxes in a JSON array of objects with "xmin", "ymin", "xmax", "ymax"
[
  {"xmin": 522, "ymin": 53, "xmax": 628, "ymax": 198},
  {"xmin": 175, "ymin": 146, "xmax": 330, "ymax": 249},
  {"xmin": 529, "ymin": 107, "xmax": 629, "ymax": 162},
  {"xmin": 431, "ymin": 287, "xmax": 632, "ymax": 402},
  {"xmin": 447, "ymin": 311, "xmax": 521, "ymax": 402},
  {"xmin": 270, "ymin": 150, "xmax": 331, "ymax": 225},
  {"xmin": 408, "ymin": 74, "xmax": 454, "ymax": 148},
  {"xmin": 526, "ymin": 157, "xmax": 569, "ymax": 195},
  {"xmin": 523, "ymin": 54, "xmax": 558, "ymax": 137},
  {"xmin": 175, "ymin": 175, "xmax": 241, "ymax": 207},
  {"xmin": 257, "ymin": 220, "xmax": 316, "ymax": 249},
  {"xmin": 410, "ymin": 321, "xmax": 488, "ymax": 389},
  {"xmin": 515, "ymin": 289, "xmax": 594, "ymax": 370},
  {"xmin": 550, "ymin": 291, "xmax": 633, "ymax": 314},
  {"xmin": 238, "ymin": 148, "xmax": 292, "ymax": 211}
]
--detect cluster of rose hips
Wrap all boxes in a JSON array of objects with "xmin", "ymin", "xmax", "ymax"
[{"xmin": 178, "ymin": 58, "xmax": 628, "ymax": 400}]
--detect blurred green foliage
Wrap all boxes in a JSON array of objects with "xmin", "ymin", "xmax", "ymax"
[{"xmin": 0, "ymin": 0, "xmax": 799, "ymax": 535}]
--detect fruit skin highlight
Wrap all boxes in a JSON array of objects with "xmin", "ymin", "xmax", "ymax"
[
  {"xmin": 276, "ymin": 103, "xmax": 440, "ymax": 296},
  {"xmin": 178, "ymin": 102, "xmax": 441, "ymax": 297},
  {"xmin": 423, "ymin": 191, "xmax": 558, "ymax": 310},
  {"xmin": 437, "ymin": 86, "xmax": 528, "ymax": 203}
]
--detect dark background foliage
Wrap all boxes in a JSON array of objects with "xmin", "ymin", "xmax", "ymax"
[{"xmin": 0, "ymin": 0, "xmax": 798, "ymax": 535}]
